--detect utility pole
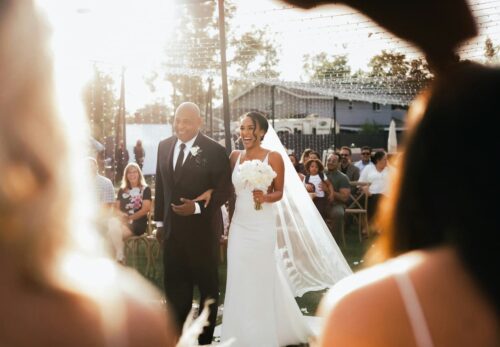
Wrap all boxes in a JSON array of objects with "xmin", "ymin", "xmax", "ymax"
[
  {"xmin": 333, "ymin": 96, "xmax": 338, "ymax": 149},
  {"xmin": 217, "ymin": 0, "xmax": 232, "ymax": 153}
]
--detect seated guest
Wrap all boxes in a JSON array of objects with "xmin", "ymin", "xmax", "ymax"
[
  {"xmin": 111, "ymin": 163, "xmax": 152, "ymax": 263},
  {"xmin": 0, "ymin": 1, "xmax": 176, "ymax": 345},
  {"xmin": 324, "ymin": 152, "xmax": 350, "ymax": 236},
  {"xmin": 298, "ymin": 148, "xmax": 312, "ymax": 174},
  {"xmin": 304, "ymin": 159, "xmax": 333, "ymax": 218},
  {"xmin": 359, "ymin": 150, "xmax": 392, "ymax": 224},
  {"xmin": 339, "ymin": 146, "xmax": 360, "ymax": 182},
  {"xmin": 354, "ymin": 146, "xmax": 373, "ymax": 174}
]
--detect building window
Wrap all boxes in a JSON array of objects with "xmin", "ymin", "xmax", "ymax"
[
  {"xmin": 372, "ymin": 102, "xmax": 381, "ymax": 111},
  {"xmin": 349, "ymin": 101, "xmax": 353, "ymax": 110}
]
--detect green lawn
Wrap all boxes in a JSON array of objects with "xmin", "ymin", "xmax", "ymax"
[{"xmin": 126, "ymin": 224, "xmax": 377, "ymax": 317}]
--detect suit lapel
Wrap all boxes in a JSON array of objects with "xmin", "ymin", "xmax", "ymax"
[{"xmin": 166, "ymin": 137, "xmax": 176, "ymax": 186}]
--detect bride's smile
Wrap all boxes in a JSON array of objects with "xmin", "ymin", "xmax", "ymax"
[{"xmin": 240, "ymin": 116, "xmax": 265, "ymax": 149}]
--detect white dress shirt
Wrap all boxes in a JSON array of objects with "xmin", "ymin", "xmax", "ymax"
[
  {"xmin": 156, "ymin": 134, "xmax": 202, "ymax": 227},
  {"xmin": 172, "ymin": 134, "xmax": 198, "ymax": 169}
]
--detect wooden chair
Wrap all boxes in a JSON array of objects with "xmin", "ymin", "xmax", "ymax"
[
  {"xmin": 344, "ymin": 181, "xmax": 370, "ymax": 242},
  {"xmin": 124, "ymin": 197, "xmax": 158, "ymax": 277}
]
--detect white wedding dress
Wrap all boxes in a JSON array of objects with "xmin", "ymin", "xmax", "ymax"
[{"xmin": 221, "ymin": 152, "xmax": 311, "ymax": 347}]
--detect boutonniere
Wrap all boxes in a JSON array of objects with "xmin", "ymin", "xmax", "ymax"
[
  {"xmin": 190, "ymin": 145, "xmax": 207, "ymax": 167},
  {"xmin": 190, "ymin": 146, "xmax": 201, "ymax": 157}
]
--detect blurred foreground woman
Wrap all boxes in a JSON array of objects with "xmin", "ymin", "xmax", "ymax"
[{"xmin": 0, "ymin": 1, "xmax": 175, "ymax": 346}]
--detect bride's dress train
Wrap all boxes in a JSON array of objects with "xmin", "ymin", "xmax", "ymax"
[{"xmin": 221, "ymin": 153, "xmax": 311, "ymax": 347}]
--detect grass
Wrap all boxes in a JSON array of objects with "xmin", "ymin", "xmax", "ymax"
[{"xmin": 125, "ymin": 224, "xmax": 377, "ymax": 318}]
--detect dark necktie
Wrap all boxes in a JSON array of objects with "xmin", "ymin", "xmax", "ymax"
[{"xmin": 174, "ymin": 143, "xmax": 186, "ymax": 179}]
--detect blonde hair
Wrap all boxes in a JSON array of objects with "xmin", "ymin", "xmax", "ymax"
[{"xmin": 120, "ymin": 162, "xmax": 147, "ymax": 190}]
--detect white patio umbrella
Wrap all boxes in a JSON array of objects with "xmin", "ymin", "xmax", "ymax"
[{"xmin": 387, "ymin": 119, "xmax": 398, "ymax": 154}]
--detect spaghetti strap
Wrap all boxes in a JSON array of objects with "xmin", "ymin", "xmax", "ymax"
[{"xmin": 394, "ymin": 271, "xmax": 434, "ymax": 347}]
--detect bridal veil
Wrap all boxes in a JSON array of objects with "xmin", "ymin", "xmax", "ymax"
[{"xmin": 262, "ymin": 126, "xmax": 352, "ymax": 297}]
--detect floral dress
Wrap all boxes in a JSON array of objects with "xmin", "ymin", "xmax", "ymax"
[{"xmin": 116, "ymin": 186, "xmax": 151, "ymax": 236}]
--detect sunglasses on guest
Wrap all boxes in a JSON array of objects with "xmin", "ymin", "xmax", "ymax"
[{"xmin": 361, "ymin": 152, "xmax": 371, "ymax": 155}]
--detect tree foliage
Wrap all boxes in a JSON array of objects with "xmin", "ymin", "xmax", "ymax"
[
  {"xmin": 134, "ymin": 102, "xmax": 171, "ymax": 124},
  {"xmin": 229, "ymin": 27, "xmax": 280, "ymax": 98},
  {"xmin": 162, "ymin": 1, "xmax": 280, "ymax": 107},
  {"xmin": 484, "ymin": 37, "xmax": 499, "ymax": 64},
  {"xmin": 303, "ymin": 53, "xmax": 351, "ymax": 80},
  {"xmin": 368, "ymin": 50, "xmax": 409, "ymax": 78}
]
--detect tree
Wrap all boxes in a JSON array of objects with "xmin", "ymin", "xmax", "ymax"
[
  {"xmin": 368, "ymin": 50, "xmax": 409, "ymax": 78},
  {"xmin": 134, "ymin": 102, "xmax": 171, "ymax": 124},
  {"xmin": 360, "ymin": 120, "xmax": 382, "ymax": 135},
  {"xmin": 484, "ymin": 37, "xmax": 499, "ymax": 64},
  {"xmin": 82, "ymin": 65, "xmax": 118, "ymax": 143},
  {"xmin": 229, "ymin": 27, "xmax": 280, "ymax": 98},
  {"xmin": 162, "ymin": 1, "xmax": 281, "ymax": 108},
  {"xmin": 303, "ymin": 53, "xmax": 351, "ymax": 80},
  {"xmin": 163, "ymin": 1, "xmax": 232, "ymax": 108},
  {"xmin": 408, "ymin": 57, "xmax": 431, "ymax": 80}
]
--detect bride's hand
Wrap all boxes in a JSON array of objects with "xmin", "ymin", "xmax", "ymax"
[
  {"xmin": 194, "ymin": 189, "xmax": 214, "ymax": 208},
  {"xmin": 252, "ymin": 190, "xmax": 266, "ymax": 204}
]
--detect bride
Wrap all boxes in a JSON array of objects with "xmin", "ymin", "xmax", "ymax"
[{"xmin": 217, "ymin": 111, "xmax": 352, "ymax": 346}]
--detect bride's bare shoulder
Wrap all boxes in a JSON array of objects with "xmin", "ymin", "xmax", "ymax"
[
  {"xmin": 230, "ymin": 150, "xmax": 241, "ymax": 167},
  {"xmin": 267, "ymin": 151, "xmax": 284, "ymax": 165}
]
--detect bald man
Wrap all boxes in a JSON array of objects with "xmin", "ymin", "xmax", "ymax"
[{"xmin": 154, "ymin": 102, "xmax": 232, "ymax": 344}]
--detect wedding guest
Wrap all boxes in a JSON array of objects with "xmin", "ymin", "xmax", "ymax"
[
  {"xmin": 317, "ymin": 63, "xmax": 500, "ymax": 347},
  {"xmin": 308, "ymin": 150, "xmax": 321, "ymax": 160},
  {"xmin": 339, "ymin": 146, "xmax": 360, "ymax": 182},
  {"xmin": 304, "ymin": 158, "xmax": 333, "ymax": 218},
  {"xmin": 134, "ymin": 139, "xmax": 146, "ymax": 169},
  {"xmin": 354, "ymin": 146, "xmax": 373, "ymax": 174},
  {"xmin": 279, "ymin": 1, "xmax": 498, "ymax": 347},
  {"xmin": 298, "ymin": 148, "xmax": 312, "ymax": 174},
  {"xmin": 111, "ymin": 163, "xmax": 151, "ymax": 263},
  {"xmin": 88, "ymin": 157, "xmax": 115, "ymax": 208},
  {"xmin": 0, "ymin": 1, "xmax": 176, "ymax": 346},
  {"xmin": 115, "ymin": 140, "xmax": 129, "ymax": 183},
  {"xmin": 288, "ymin": 153, "xmax": 300, "ymax": 172},
  {"xmin": 359, "ymin": 149, "xmax": 392, "ymax": 224},
  {"xmin": 324, "ymin": 152, "xmax": 350, "ymax": 236}
]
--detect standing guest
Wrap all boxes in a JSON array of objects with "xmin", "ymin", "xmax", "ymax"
[
  {"xmin": 134, "ymin": 139, "xmax": 146, "ymax": 169},
  {"xmin": 154, "ymin": 102, "xmax": 232, "ymax": 345},
  {"xmin": 111, "ymin": 163, "xmax": 151, "ymax": 264},
  {"xmin": 115, "ymin": 140, "xmax": 129, "ymax": 183},
  {"xmin": 339, "ymin": 146, "xmax": 360, "ymax": 182},
  {"xmin": 304, "ymin": 158, "xmax": 333, "ymax": 218},
  {"xmin": 354, "ymin": 146, "xmax": 373, "ymax": 174},
  {"xmin": 0, "ymin": 1, "xmax": 176, "ymax": 346},
  {"xmin": 359, "ymin": 150, "xmax": 392, "ymax": 224},
  {"xmin": 324, "ymin": 152, "xmax": 351, "ymax": 236}
]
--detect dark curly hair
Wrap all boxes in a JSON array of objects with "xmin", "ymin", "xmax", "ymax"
[{"xmin": 241, "ymin": 111, "xmax": 269, "ymax": 141}]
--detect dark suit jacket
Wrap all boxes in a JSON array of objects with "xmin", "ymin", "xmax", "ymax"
[{"xmin": 154, "ymin": 133, "xmax": 232, "ymax": 262}]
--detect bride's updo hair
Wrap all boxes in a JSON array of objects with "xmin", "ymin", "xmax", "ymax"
[{"xmin": 242, "ymin": 111, "xmax": 269, "ymax": 141}]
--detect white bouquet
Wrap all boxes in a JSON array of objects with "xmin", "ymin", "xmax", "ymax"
[{"xmin": 237, "ymin": 159, "xmax": 277, "ymax": 210}]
